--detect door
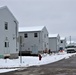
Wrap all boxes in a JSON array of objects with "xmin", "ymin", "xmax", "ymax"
[
  {"xmin": 32, "ymin": 44, "xmax": 38, "ymax": 54},
  {"xmin": 4, "ymin": 41, "xmax": 10, "ymax": 55}
]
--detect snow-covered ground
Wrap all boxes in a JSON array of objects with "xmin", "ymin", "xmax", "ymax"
[{"xmin": 0, "ymin": 52, "xmax": 76, "ymax": 73}]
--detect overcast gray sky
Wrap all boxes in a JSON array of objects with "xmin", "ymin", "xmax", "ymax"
[{"xmin": 0, "ymin": 0, "xmax": 76, "ymax": 41}]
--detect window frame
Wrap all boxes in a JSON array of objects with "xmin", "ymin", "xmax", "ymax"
[
  {"xmin": 5, "ymin": 22, "xmax": 8, "ymax": 30},
  {"xmin": 24, "ymin": 33, "xmax": 28, "ymax": 38},
  {"xmin": 61, "ymin": 40, "xmax": 63, "ymax": 43},
  {"xmin": 34, "ymin": 33, "xmax": 38, "ymax": 37},
  {"xmin": 5, "ymin": 42, "xmax": 9, "ymax": 47}
]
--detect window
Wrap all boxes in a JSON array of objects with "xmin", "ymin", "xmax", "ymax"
[
  {"xmin": 5, "ymin": 22, "xmax": 8, "ymax": 30},
  {"xmin": 61, "ymin": 40, "xmax": 63, "ymax": 43},
  {"xmin": 16, "ymin": 49, "xmax": 18, "ymax": 52},
  {"xmin": 34, "ymin": 33, "xmax": 38, "ymax": 37},
  {"xmin": 5, "ymin": 42, "xmax": 9, "ymax": 47},
  {"xmin": 5, "ymin": 42, "xmax": 7, "ymax": 47},
  {"xmin": 24, "ymin": 33, "xmax": 28, "ymax": 38}
]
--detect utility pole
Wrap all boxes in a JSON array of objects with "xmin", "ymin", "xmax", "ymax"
[
  {"xmin": 70, "ymin": 36, "xmax": 71, "ymax": 44},
  {"xmin": 20, "ymin": 36, "xmax": 22, "ymax": 63}
]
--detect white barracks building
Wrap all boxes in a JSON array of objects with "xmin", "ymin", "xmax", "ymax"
[
  {"xmin": 0, "ymin": 6, "xmax": 19, "ymax": 58},
  {"xmin": 19, "ymin": 26, "xmax": 49, "ymax": 54}
]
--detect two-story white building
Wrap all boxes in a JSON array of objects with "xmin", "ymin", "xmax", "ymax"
[
  {"xmin": 0, "ymin": 6, "xmax": 19, "ymax": 58},
  {"xmin": 49, "ymin": 34, "xmax": 60, "ymax": 52},
  {"xmin": 60, "ymin": 37, "xmax": 66, "ymax": 50},
  {"xmin": 19, "ymin": 26, "xmax": 49, "ymax": 54}
]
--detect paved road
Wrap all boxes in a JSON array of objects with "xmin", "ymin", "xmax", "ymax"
[{"xmin": 1, "ymin": 54, "xmax": 76, "ymax": 75}]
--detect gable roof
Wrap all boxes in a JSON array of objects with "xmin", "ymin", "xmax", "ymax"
[
  {"xmin": 0, "ymin": 6, "xmax": 18, "ymax": 23},
  {"xmin": 49, "ymin": 34, "xmax": 59, "ymax": 38},
  {"xmin": 19, "ymin": 26, "xmax": 45, "ymax": 32}
]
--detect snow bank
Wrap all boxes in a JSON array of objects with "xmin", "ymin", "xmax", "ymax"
[{"xmin": 0, "ymin": 52, "xmax": 76, "ymax": 73}]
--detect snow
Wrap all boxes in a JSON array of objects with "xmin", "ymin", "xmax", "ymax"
[
  {"xmin": 60, "ymin": 37, "xmax": 66, "ymax": 40},
  {"xmin": 0, "ymin": 52, "xmax": 76, "ymax": 73},
  {"xmin": 19, "ymin": 26, "xmax": 45, "ymax": 32},
  {"xmin": 49, "ymin": 34, "xmax": 59, "ymax": 38},
  {"xmin": 0, "ymin": 69, "xmax": 17, "ymax": 73}
]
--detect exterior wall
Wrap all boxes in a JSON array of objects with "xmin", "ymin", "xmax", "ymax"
[
  {"xmin": 41, "ymin": 27, "xmax": 49, "ymax": 51},
  {"xmin": 49, "ymin": 35, "xmax": 60, "ymax": 52},
  {"xmin": 60, "ymin": 39, "xmax": 66, "ymax": 50},
  {"xmin": 49, "ymin": 38, "xmax": 57, "ymax": 52},
  {"xmin": 0, "ymin": 7, "xmax": 19, "ymax": 58},
  {"xmin": 57, "ymin": 35, "xmax": 60, "ymax": 51},
  {"xmin": 19, "ymin": 27, "xmax": 49, "ymax": 54},
  {"xmin": 19, "ymin": 31, "xmax": 40, "ymax": 54}
]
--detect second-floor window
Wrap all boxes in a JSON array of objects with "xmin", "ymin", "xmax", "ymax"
[
  {"xmin": 34, "ymin": 33, "xmax": 38, "ymax": 37},
  {"xmin": 5, "ymin": 22, "xmax": 8, "ymax": 30},
  {"xmin": 24, "ymin": 33, "xmax": 28, "ymax": 38},
  {"xmin": 61, "ymin": 40, "xmax": 63, "ymax": 43},
  {"xmin": 5, "ymin": 42, "xmax": 9, "ymax": 47}
]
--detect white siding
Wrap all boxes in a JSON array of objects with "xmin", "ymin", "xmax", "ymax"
[
  {"xmin": 41, "ymin": 27, "xmax": 49, "ymax": 51},
  {"xmin": 49, "ymin": 34, "xmax": 60, "ymax": 52},
  {"xmin": 49, "ymin": 38, "xmax": 57, "ymax": 52},
  {"xmin": 60, "ymin": 39, "xmax": 66, "ymax": 50},
  {"xmin": 0, "ymin": 6, "xmax": 19, "ymax": 58},
  {"xmin": 19, "ymin": 26, "xmax": 49, "ymax": 54},
  {"xmin": 19, "ymin": 32, "xmax": 41, "ymax": 54}
]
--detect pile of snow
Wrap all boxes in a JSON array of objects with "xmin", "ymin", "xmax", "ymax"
[
  {"xmin": 57, "ymin": 51, "xmax": 67, "ymax": 55},
  {"xmin": 0, "ymin": 52, "xmax": 76, "ymax": 73}
]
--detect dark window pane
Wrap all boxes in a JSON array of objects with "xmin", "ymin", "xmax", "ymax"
[
  {"xmin": 34, "ymin": 33, "xmax": 38, "ymax": 37},
  {"xmin": 5, "ymin": 22, "xmax": 8, "ymax": 30},
  {"xmin": 5, "ymin": 42, "xmax": 9, "ymax": 47},
  {"xmin": 61, "ymin": 40, "xmax": 63, "ymax": 43},
  {"xmin": 24, "ymin": 33, "xmax": 28, "ymax": 38},
  {"xmin": 5, "ymin": 42, "xmax": 7, "ymax": 47}
]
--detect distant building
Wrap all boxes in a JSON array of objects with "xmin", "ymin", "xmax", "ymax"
[
  {"xmin": 49, "ymin": 34, "xmax": 60, "ymax": 52},
  {"xmin": 0, "ymin": 6, "xmax": 19, "ymax": 58},
  {"xmin": 60, "ymin": 37, "xmax": 67, "ymax": 50},
  {"xmin": 19, "ymin": 26, "xmax": 49, "ymax": 54},
  {"xmin": 66, "ymin": 41, "xmax": 75, "ymax": 45}
]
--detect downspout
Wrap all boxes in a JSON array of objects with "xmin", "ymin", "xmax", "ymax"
[
  {"xmin": 56, "ymin": 37, "xmax": 57, "ymax": 53},
  {"xmin": 42, "ymin": 31, "xmax": 43, "ymax": 52},
  {"xmin": 14, "ymin": 21, "xmax": 17, "ymax": 48},
  {"xmin": 39, "ymin": 32, "xmax": 40, "ymax": 53}
]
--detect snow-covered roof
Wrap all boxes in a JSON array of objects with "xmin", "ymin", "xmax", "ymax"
[
  {"xmin": 49, "ymin": 34, "xmax": 59, "ymax": 38},
  {"xmin": 19, "ymin": 26, "xmax": 45, "ymax": 32},
  {"xmin": 0, "ymin": 6, "xmax": 8, "ymax": 10},
  {"xmin": 60, "ymin": 37, "xmax": 66, "ymax": 40}
]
